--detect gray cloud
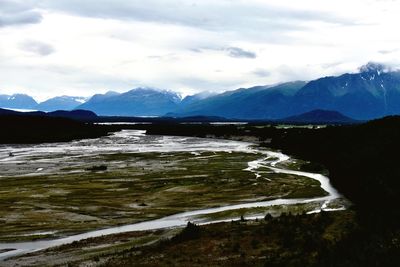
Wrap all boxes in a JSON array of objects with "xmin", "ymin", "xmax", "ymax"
[
  {"xmin": 378, "ymin": 49, "xmax": 399, "ymax": 54},
  {"xmin": 37, "ymin": 0, "xmax": 357, "ymax": 44},
  {"xmin": 226, "ymin": 47, "xmax": 256, "ymax": 59},
  {"xmin": 19, "ymin": 40, "xmax": 55, "ymax": 56},
  {"xmin": 252, "ymin": 68, "xmax": 270, "ymax": 77},
  {"xmin": 189, "ymin": 48, "xmax": 203, "ymax": 53},
  {"xmin": 178, "ymin": 76, "xmax": 245, "ymax": 92},
  {"xmin": 0, "ymin": 0, "xmax": 42, "ymax": 27},
  {"xmin": 0, "ymin": 0, "xmax": 362, "ymax": 45},
  {"xmin": 0, "ymin": 0, "xmax": 392, "ymax": 98},
  {"xmin": 40, "ymin": 0, "xmax": 356, "ymax": 28}
]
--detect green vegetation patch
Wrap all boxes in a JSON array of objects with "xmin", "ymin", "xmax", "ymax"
[{"xmin": 195, "ymin": 202, "xmax": 325, "ymax": 222}]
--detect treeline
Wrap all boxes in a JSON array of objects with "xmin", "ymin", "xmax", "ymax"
[{"xmin": 268, "ymin": 117, "xmax": 400, "ymax": 212}]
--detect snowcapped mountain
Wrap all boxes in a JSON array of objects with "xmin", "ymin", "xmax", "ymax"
[
  {"xmin": 0, "ymin": 94, "xmax": 38, "ymax": 109},
  {"xmin": 291, "ymin": 62, "xmax": 400, "ymax": 120},
  {"xmin": 77, "ymin": 87, "xmax": 182, "ymax": 116}
]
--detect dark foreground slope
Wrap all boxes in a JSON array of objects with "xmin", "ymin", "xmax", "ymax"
[{"xmin": 103, "ymin": 211, "xmax": 400, "ymax": 267}]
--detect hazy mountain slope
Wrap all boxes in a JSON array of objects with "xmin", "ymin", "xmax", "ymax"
[
  {"xmin": 180, "ymin": 91, "xmax": 216, "ymax": 107},
  {"xmin": 171, "ymin": 81, "xmax": 307, "ymax": 119},
  {"xmin": 36, "ymin": 96, "xmax": 86, "ymax": 111}
]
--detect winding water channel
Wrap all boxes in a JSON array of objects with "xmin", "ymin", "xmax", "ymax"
[{"xmin": 0, "ymin": 130, "xmax": 343, "ymax": 260}]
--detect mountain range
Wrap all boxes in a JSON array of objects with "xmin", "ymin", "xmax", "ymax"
[
  {"xmin": 1, "ymin": 62, "xmax": 400, "ymax": 120},
  {"xmin": 0, "ymin": 95, "xmax": 87, "ymax": 112},
  {"xmin": 171, "ymin": 63, "xmax": 400, "ymax": 120}
]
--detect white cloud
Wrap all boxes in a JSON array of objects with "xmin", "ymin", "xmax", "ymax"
[{"xmin": 1, "ymin": 0, "xmax": 400, "ymax": 99}]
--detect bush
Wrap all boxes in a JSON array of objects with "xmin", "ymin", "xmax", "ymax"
[{"xmin": 171, "ymin": 222, "xmax": 201, "ymax": 242}]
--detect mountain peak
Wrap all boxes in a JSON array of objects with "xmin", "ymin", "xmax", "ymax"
[
  {"xmin": 127, "ymin": 87, "xmax": 179, "ymax": 95},
  {"xmin": 104, "ymin": 91, "xmax": 120, "ymax": 96},
  {"xmin": 125, "ymin": 87, "xmax": 182, "ymax": 102},
  {"xmin": 359, "ymin": 62, "xmax": 391, "ymax": 74}
]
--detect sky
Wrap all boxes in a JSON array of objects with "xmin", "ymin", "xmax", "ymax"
[{"xmin": 1, "ymin": 0, "xmax": 400, "ymax": 101}]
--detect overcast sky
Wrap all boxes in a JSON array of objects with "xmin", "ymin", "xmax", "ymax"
[{"xmin": 1, "ymin": 0, "xmax": 400, "ymax": 100}]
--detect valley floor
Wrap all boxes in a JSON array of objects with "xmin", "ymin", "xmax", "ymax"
[{"xmin": 2, "ymin": 121, "xmax": 399, "ymax": 266}]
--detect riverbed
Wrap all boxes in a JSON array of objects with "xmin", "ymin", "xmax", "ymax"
[{"xmin": 0, "ymin": 130, "xmax": 346, "ymax": 261}]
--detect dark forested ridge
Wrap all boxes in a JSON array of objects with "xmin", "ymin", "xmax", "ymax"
[
  {"xmin": 269, "ymin": 117, "xmax": 400, "ymax": 211},
  {"xmin": 281, "ymin": 109, "xmax": 356, "ymax": 124},
  {"xmin": 0, "ymin": 115, "xmax": 117, "ymax": 144}
]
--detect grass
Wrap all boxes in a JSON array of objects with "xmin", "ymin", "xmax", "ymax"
[
  {"xmin": 2, "ymin": 229, "xmax": 179, "ymax": 267},
  {"xmin": 3, "ymin": 211, "xmax": 357, "ymax": 267}
]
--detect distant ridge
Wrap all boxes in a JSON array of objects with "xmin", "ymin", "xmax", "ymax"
[
  {"xmin": 0, "ymin": 108, "xmax": 97, "ymax": 121},
  {"xmin": 281, "ymin": 109, "xmax": 356, "ymax": 124},
  {"xmin": 0, "ymin": 108, "xmax": 44, "ymax": 116},
  {"xmin": 48, "ymin": 110, "xmax": 98, "ymax": 120}
]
